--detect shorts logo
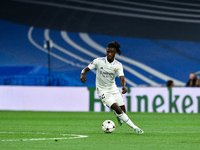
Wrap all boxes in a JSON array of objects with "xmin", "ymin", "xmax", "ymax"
[{"xmin": 99, "ymin": 94, "xmax": 105, "ymax": 99}]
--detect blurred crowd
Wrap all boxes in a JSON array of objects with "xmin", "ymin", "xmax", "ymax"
[
  {"xmin": 186, "ymin": 72, "xmax": 200, "ymax": 87},
  {"xmin": 166, "ymin": 72, "xmax": 200, "ymax": 87}
]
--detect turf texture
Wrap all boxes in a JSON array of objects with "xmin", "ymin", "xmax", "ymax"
[{"xmin": 0, "ymin": 111, "xmax": 199, "ymax": 150}]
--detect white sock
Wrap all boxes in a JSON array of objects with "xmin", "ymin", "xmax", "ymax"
[{"xmin": 117, "ymin": 112, "xmax": 138, "ymax": 129}]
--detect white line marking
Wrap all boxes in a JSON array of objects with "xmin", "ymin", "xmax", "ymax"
[
  {"xmin": 44, "ymin": 29, "xmax": 90, "ymax": 64},
  {"xmin": 43, "ymin": 29, "xmax": 96, "ymax": 74},
  {"xmin": 68, "ymin": 0, "xmax": 200, "ymax": 18},
  {"xmin": 150, "ymin": 0, "xmax": 200, "ymax": 7},
  {"xmin": 147, "ymin": 131, "xmax": 200, "ymax": 133},
  {"xmin": 13, "ymin": 0, "xmax": 200, "ymax": 23},
  {"xmin": 110, "ymin": 0, "xmax": 200, "ymax": 13},
  {"xmin": 60, "ymin": 31, "xmax": 99, "ymax": 58},
  {"xmin": 28, "ymin": 27, "xmax": 86, "ymax": 68},
  {"xmin": 0, "ymin": 132, "xmax": 88, "ymax": 142}
]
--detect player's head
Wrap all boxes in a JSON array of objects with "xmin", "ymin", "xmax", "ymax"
[
  {"xmin": 107, "ymin": 41, "xmax": 122, "ymax": 55},
  {"xmin": 189, "ymin": 73, "xmax": 196, "ymax": 80},
  {"xmin": 106, "ymin": 41, "xmax": 121, "ymax": 62},
  {"xmin": 166, "ymin": 80, "xmax": 174, "ymax": 87}
]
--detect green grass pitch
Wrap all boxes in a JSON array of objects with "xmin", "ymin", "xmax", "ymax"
[{"xmin": 0, "ymin": 111, "xmax": 200, "ymax": 150}]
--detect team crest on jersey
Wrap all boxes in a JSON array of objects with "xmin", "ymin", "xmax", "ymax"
[{"xmin": 114, "ymin": 68, "xmax": 117, "ymax": 71}]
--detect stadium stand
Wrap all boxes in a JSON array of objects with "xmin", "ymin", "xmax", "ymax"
[{"xmin": 0, "ymin": 1, "xmax": 200, "ymax": 87}]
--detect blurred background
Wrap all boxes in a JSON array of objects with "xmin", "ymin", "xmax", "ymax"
[{"xmin": 1, "ymin": 0, "xmax": 200, "ymax": 87}]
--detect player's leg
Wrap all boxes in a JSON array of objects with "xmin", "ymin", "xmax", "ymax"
[
  {"xmin": 111, "ymin": 103, "xmax": 143, "ymax": 134},
  {"xmin": 98, "ymin": 91, "xmax": 143, "ymax": 134},
  {"xmin": 112, "ymin": 93, "xmax": 126, "ymax": 126},
  {"xmin": 113, "ymin": 105, "xmax": 126, "ymax": 126},
  {"xmin": 113, "ymin": 92, "xmax": 144, "ymax": 134},
  {"xmin": 111, "ymin": 103, "xmax": 136, "ymax": 128},
  {"xmin": 98, "ymin": 91, "xmax": 123, "ymax": 125},
  {"xmin": 112, "ymin": 92, "xmax": 126, "ymax": 125},
  {"xmin": 112, "ymin": 104, "xmax": 123, "ymax": 126},
  {"xmin": 113, "ymin": 105, "xmax": 125, "ymax": 126},
  {"xmin": 120, "ymin": 105, "xmax": 126, "ymax": 113}
]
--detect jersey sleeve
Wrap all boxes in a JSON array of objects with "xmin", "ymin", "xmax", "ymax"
[
  {"xmin": 117, "ymin": 64, "xmax": 124, "ymax": 77},
  {"xmin": 88, "ymin": 58, "xmax": 98, "ymax": 70}
]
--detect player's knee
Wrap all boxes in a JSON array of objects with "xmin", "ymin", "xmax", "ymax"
[
  {"xmin": 111, "ymin": 103, "xmax": 122, "ymax": 114},
  {"xmin": 120, "ymin": 105, "xmax": 126, "ymax": 113},
  {"xmin": 115, "ymin": 108, "xmax": 122, "ymax": 114}
]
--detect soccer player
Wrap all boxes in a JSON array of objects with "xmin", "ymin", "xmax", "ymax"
[{"xmin": 80, "ymin": 41, "xmax": 144, "ymax": 134}]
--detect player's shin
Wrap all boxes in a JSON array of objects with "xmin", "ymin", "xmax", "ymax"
[{"xmin": 117, "ymin": 112, "xmax": 138, "ymax": 129}]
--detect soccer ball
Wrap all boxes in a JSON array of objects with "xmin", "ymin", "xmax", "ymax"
[{"xmin": 102, "ymin": 120, "xmax": 115, "ymax": 133}]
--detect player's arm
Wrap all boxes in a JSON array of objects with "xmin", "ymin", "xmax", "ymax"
[
  {"xmin": 119, "ymin": 76, "xmax": 127, "ymax": 94},
  {"xmin": 80, "ymin": 67, "xmax": 90, "ymax": 83}
]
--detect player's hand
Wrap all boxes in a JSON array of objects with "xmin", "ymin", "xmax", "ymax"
[
  {"xmin": 122, "ymin": 87, "xmax": 127, "ymax": 94},
  {"xmin": 80, "ymin": 74, "xmax": 86, "ymax": 83}
]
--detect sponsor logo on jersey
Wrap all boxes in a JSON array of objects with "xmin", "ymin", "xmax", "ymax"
[{"xmin": 100, "ymin": 71, "xmax": 114, "ymax": 78}]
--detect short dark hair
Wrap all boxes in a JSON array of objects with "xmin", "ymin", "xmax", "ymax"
[{"xmin": 107, "ymin": 41, "xmax": 122, "ymax": 55}]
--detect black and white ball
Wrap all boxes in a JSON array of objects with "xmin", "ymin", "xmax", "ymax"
[{"xmin": 102, "ymin": 120, "xmax": 115, "ymax": 133}]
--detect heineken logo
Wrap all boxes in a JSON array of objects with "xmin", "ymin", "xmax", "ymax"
[{"xmin": 88, "ymin": 87, "xmax": 200, "ymax": 113}]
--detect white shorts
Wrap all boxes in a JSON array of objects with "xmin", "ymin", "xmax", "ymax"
[{"xmin": 97, "ymin": 90, "xmax": 125, "ymax": 108}]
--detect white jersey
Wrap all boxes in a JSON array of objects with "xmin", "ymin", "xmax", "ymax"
[{"xmin": 88, "ymin": 57, "xmax": 124, "ymax": 92}]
